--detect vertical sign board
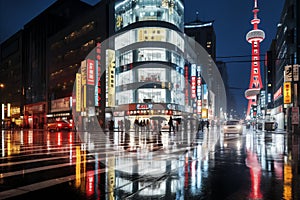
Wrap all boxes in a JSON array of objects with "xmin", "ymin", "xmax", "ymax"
[
  {"xmin": 81, "ymin": 60, "xmax": 87, "ymax": 85},
  {"xmin": 76, "ymin": 73, "xmax": 82, "ymax": 112},
  {"xmin": 86, "ymin": 59, "xmax": 95, "ymax": 108},
  {"xmin": 191, "ymin": 64, "xmax": 196, "ymax": 99},
  {"xmin": 95, "ymin": 60, "xmax": 99, "ymax": 106},
  {"xmin": 83, "ymin": 85, "xmax": 87, "ymax": 109},
  {"xmin": 96, "ymin": 42, "xmax": 102, "ymax": 107},
  {"xmin": 7, "ymin": 103, "xmax": 10, "ymax": 117},
  {"xmin": 283, "ymin": 82, "xmax": 292, "ymax": 104},
  {"xmin": 292, "ymin": 107, "xmax": 299, "ymax": 125},
  {"xmin": 284, "ymin": 65, "xmax": 299, "ymax": 82},
  {"xmin": 196, "ymin": 65, "xmax": 202, "ymax": 115},
  {"xmin": 81, "ymin": 60, "xmax": 87, "ymax": 109},
  {"xmin": 107, "ymin": 50, "xmax": 116, "ymax": 107},
  {"xmin": 184, "ymin": 65, "xmax": 189, "ymax": 105},
  {"xmin": 203, "ymin": 84, "xmax": 208, "ymax": 108},
  {"xmin": 87, "ymin": 59, "xmax": 95, "ymax": 85}
]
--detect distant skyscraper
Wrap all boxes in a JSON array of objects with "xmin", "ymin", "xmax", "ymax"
[
  {"xmin": 184, "ymin": 19, "xmax": 216, "ymax": 61},
  {"xmin": 245, "ymin": 0, "xmax": 265, "ymax": 119}
]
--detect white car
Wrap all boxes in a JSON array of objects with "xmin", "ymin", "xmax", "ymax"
[{"xmin": 223, "ymin": 120, "xmax": 243, "ymax": 135}]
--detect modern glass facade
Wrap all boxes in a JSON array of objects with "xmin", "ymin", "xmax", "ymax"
[
  {"xmin": 109, "ymin": 0, "xmax": 190, "ymax": 127},
  {"xmin": 114, "ymin": 27, "xmax": 184, "ymax": 51},
  {"xmin": 115, "ymin": 0, "xmax": 184, "ymax": 31},
  {"xmin": 115, "ymin": 66, "xmax": 185, "ymax": 105}
]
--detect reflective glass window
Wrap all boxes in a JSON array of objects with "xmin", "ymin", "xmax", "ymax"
[
  {"xmin": 137, "ymin": 48, "xmax": 167, "ymax": 62},
  {"xmin": 118, "ymin": 51, "xmax": 133, "ymax": 66},
  {"xmin": 116, "ymin": 90, "xmax": 134, "ymax": 105},
  {"xmin": 138, "ymin": 68, "xmax": 166, "ymax": 82},
  {"xmin": 116, "ymin": 70, "xmax": 133, "ymax": 86},
  {"xmin": 117, "ymin": 48, "xmax": 184, "ymax": 68},
  {"xmin": 115, "ymin": 28, "xmax": 184, "ymax": 52},
  {"xmin": 115, "ymin": 0, "xmax": 184, "ymax": 31},
  {"xmin": 137, "ymin": 88, "xmax": 166, "ymax": 103}
]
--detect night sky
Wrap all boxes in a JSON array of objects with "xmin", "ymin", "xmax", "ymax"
[{"xmin": 0, "ymin": 0, "xmax": 284, "ymax": 117}]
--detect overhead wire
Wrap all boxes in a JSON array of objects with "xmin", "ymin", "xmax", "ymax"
[{"xmin": 215, "ymin": 54, "xmax": 292, "ymax": 64}]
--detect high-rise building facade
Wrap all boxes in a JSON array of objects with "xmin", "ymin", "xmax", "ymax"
[
  {"xmin": 46, "ymin": 0, "xmax": 109, "ymax": 128},
  {"xmin": 0, "ymin": 31, "xmax": 23, "ymax": 128},
  {"xmin": 184, "ymin": 19, "xmax": 225, "ymax": 121},
  {"xmin": 265, "ymin": 0, "xmax": 300, "ymax": 131},
  {"xmin": 110, "ymin": 0, "xmax": 190, "ymax": 128},
  {"xmin": 184, "ymin": 20, "xmax": 216, "ymax": 61},
  {"xmin": 22, "ymin": 0, "xmax": 93, "ymax": 128}
]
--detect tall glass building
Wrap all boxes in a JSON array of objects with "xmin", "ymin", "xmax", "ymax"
[{"xmin": 109, "ymin": 0, "xmax": 191, "ymax": 129}]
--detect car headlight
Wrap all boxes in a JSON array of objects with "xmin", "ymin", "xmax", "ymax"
[
  {"xmin": 237, "ymin": 125, "xmax": 242, "ymax": 129},
  {"xmin": 224, "ymin": 126, "xmax": 228, "ymax": 130}
]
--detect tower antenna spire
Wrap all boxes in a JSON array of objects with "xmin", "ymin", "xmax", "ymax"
[
  {"xmin": 244, "ymin": 0, "xmax": 265, "ymax": 120},
  {"xmin": 254, "ymin": 0, "xmax": 258, "ymax": 8}
]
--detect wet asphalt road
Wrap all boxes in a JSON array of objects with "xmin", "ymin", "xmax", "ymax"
[{"xmin": 0, "ymin": 127, "xmax": 299, "ymax": 200}]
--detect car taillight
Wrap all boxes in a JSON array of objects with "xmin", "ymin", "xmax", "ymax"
[
  {"xmin": 69, "ymin": 124, "xmax": 72, "ymax": 127},
  {"xmin": 58, "ymin": 123, "xmax": 62, "ymax": 127}
]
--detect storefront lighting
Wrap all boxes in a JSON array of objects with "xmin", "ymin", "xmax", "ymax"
[{"xmin": 1, "ymin": 104, "xmax": 4, "ymax": 120}]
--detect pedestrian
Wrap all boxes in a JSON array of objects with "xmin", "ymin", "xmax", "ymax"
[
  {"xmin": 206, "ymin": 120, "xmax": 210, "ymax": 131},
  {"xmin": 146, "ymin": 119, "xmax": 150, "ymax": 132},
  {"xmin": 198, "ymin": 120, "xmax": 202, "ymax": 131},
  {"xmin": 109, "ymin": 119, "xmax": 114, "ymax": 132},
  {"xmin": 120, "ymin": 120, "xmax": 124, "ymax": 132},
  {"xmin": 158, "ymin": 120, "xmax": 162, "ymax": 133},
  {"xmin": 125, "ymin": 119, "xmax": 130, "ymax": 132},
  {"xmin": 200, "ymin": 120, "xmax": 205, "ymax": 131},
  {"xmin": 134, "ymin": 119, "xmax": 139, "ymax": 133},
  {"xmin": 168, "ymin": 116, "xmax": 175, "ymax": 133}
]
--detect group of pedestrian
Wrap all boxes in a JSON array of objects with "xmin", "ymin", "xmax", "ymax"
[
  {"xmin": 134, "ymin": 119, "xmax": 150, "ymax": 133},
  {"xmin": 198, "ymin": 120, "xmax": 210, "ymax": 132},
  {"xmin": 109, "ymin": 117, "xmax": 211, "ymax": 134}
]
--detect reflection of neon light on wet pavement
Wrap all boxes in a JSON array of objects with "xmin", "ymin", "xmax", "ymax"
[
  {"xmin": 283, "ymin": 163, "xmax": 292, "ymax": 200},
  {"xmin": 246, "ymin": 150, "xmax": 263, "ymax": 199}
]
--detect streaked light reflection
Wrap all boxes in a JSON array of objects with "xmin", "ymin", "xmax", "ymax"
[{"xmin": 2, "ymin": 130, "xmax": 4, "ymax": 157}]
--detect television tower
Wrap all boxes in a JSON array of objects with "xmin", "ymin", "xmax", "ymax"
[{"xmin": 245, "ymin": 0, "xmax": 265, "ymax": 119}]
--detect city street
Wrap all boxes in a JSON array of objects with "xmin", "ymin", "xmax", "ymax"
[
  {"xmin": 0, "ymin": 126, "xmax": 299, "ymax": 200},
  {"xmin": 0, "ymin": 0, "xmax": 299, "ymax": 199}
]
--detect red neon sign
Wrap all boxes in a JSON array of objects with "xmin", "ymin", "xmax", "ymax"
[
  {"xmin": 96, "ymin": 43, "xmax": 102, "ymax": 105},
  {"xmin": 274, "ymin": 86, "xmax": 282, "ymax": 101},
  {"xmin": 185, "ymin": 65, "xmax": 189, "ymax": 104},
  {"xmin": 87, "ymin": 59, "xmax": 95, "ymax": 85},
  {"xmin": 191, "ymin": 76, "xmax": 196, "ymax": 98}
]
